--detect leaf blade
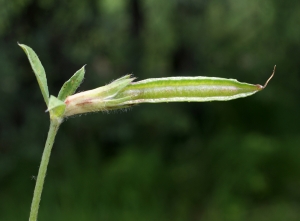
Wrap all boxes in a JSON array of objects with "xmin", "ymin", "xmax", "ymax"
[
  {"xmin": 18, "ymin": 43, "xmax": 49, "ymax": 105},
  {"xmin": 58, "ymin": 65, "xmax": 86, "ymax": 101}
]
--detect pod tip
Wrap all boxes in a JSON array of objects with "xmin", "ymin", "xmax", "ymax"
[{"xmin": 263, "ymin": 65, "xmax": 276, "ymax": 89}]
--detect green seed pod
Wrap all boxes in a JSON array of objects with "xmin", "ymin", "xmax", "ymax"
[
  {"xmin": 116, "ymin": 66, "xmax": 275, "ymax": 104},
  {"xmin": 64, "ymin": 66, "xmax": 275, "ymax": 117}
]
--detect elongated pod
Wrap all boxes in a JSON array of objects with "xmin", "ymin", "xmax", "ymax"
[
  {"xmin": 116, "ymin": 66, "xmax": 275, "ymax": 104},
  {"xmin": 64, "ymin": 66, "xmax": 275, "ymax": 117}
]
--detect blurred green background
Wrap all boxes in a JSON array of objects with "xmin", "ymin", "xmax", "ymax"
[{"xmin": 1, "ymin": 0, "xmax": 300, "ymax": 220}]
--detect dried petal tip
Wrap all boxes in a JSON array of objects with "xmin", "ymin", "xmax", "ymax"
[{"xmin": 263, "ymin": 65, "xmax": 276, "ymax": 89}]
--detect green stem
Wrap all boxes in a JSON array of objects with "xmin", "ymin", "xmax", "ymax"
[{"xmin": 29, "ymin": 119, "xmax": 61, "ymax": 221}]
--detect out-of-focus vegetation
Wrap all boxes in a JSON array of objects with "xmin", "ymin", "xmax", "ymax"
[{"xmin": 0, "ymin": 0, "xmax": 300, "ymax": 220}]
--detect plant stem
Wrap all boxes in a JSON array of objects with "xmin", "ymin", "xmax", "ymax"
[{"xmin": 29, "ymin": 119, "xmax": 61, "ymax": 221}]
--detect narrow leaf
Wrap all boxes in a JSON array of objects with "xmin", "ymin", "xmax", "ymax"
[
  {"xmin": 58, "ymin": 65, "xmax": 86, "ymax": 101},
  {"xmin": 18, "ymin": 43, "xmax": 49, "ymax": 105},
  {"xmin": 47, "ymin": 95, "xmax": 66, "ymax": 120}
]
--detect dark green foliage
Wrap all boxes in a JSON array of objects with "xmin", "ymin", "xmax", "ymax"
[{"xmin": 1, "ymin": 0, "xmax": 300, "ymax": 220}]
